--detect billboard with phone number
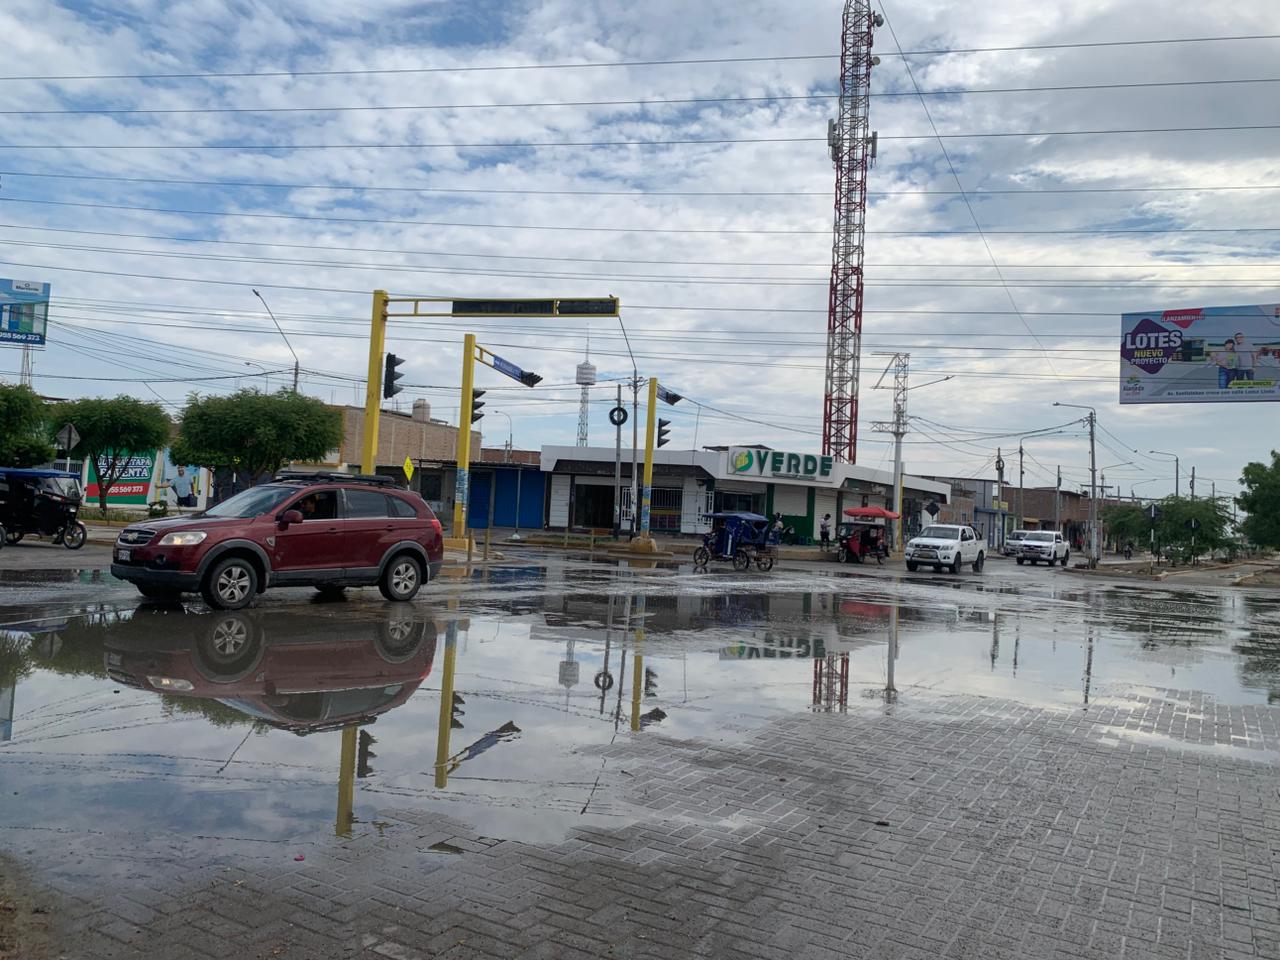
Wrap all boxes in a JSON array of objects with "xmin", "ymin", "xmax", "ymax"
[
  {"xmin": 1120, "ymin": 302, "xmax": 1280, "ymax": 404},
  {"xmin": 84, "ymin": 453, "xmax": 156, "ymax": 505},
  {"xmin": 0, "ymin": 278, "xmax": 50, "ymax": 346}
]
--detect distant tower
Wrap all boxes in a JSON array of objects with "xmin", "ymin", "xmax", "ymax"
[{"xmin": 575, "ymin": 339, "xmax": 596, "ymax": 447}]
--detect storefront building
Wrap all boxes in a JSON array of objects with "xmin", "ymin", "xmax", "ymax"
[{"xmin": 540, "ymin": 445, "xmax": 950, "ymax": 539}]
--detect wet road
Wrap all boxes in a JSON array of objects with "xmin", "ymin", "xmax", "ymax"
[{"xmin": 2, "ymin": 552, "xmax": 1279, "ymax": 958}]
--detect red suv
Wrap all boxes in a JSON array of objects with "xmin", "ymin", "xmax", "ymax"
[{"xmin": 111, "ymin": 472, "xmax": 444, "ymax": 609}]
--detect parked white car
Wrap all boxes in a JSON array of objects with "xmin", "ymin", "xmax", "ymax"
[
  {"xmin": 1016, "ymin": 530, "xmax": 1069, "ymax": 566},
  {"xmin": 1003, "ymin": 529, "xmax": 1030, "ymax": 556},
  {"xmin": 904, "ymin": 524, "xmax": 985, "ymax": 574}
]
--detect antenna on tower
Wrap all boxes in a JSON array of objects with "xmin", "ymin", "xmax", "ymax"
[{"xmin": 575, "ymin": 334, "xmax": 596, "ymax": 447}]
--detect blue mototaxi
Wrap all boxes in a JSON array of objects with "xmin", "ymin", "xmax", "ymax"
[{"xmin": 692, "ymin": 512, "xmax": 777, "ymax": 572}]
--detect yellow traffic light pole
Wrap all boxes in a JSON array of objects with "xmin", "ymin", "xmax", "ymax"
[
  {"xmin": 632, "ymin": 377, "xmax": 659, "ymax": 548},
  {"xmin": 452, "ymin": 333, "xmax": 478, "ymax": 542},
  {"xmin": 433, "ymin": 626, "xmax": 459, "ymax": 789},
  {"xmin": 360, "ymin": 290, "xmax": 390, "ymax": 473},
  {"xmin": 335, "ymin": 726, "xmax": 357, "ymax": 837}
]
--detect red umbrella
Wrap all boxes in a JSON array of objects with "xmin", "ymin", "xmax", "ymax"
[{"xmin": 844, "ymin": 505, "xmax": 900, "ymax": 520}]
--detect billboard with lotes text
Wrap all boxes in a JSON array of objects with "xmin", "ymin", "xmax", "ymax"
[{"xmin": 1119, "ymin": 302, "xmax": 1280, "ymax": 404}]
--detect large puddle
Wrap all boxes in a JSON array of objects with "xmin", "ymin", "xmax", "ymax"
[{"xmin": 3, "ymin": 559, "xmax": 1279, "ymax": 860}]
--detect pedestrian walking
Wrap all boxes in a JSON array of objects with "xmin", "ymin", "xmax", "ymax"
[{"xmin": 820, "ymin": 513, "xmax": 832, "ymax": 551}]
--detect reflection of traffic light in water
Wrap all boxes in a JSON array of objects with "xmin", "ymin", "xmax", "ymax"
[
  {"xmin": 357, "ymin": 730, "xmax": 377, "ymax": 778},
  {"xmin": 432, "ymin": 620, "xmax": 521, "ymax": 788}
]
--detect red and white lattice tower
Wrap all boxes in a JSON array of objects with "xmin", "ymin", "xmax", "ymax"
[{"xmin": 823, "ymin": 1, "xmax": 882, "ymax": 463}]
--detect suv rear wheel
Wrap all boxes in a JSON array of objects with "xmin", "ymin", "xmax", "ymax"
[
  {"xmin": 379, "ymin": 554, "xmax": 423, "ymax": 602},
  {"xmin": 202, "ymin": 556, "xmax": 258, "ymax": 610}
]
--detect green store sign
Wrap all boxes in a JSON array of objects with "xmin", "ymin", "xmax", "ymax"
[{"xmin": 728, "ymin": 448, "xmax": 835, "ymax": 483}]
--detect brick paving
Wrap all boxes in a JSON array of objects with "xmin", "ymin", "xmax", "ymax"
[{"xmin": 7, "ymin": 686, "xmax": 1279, "ymax": 960}]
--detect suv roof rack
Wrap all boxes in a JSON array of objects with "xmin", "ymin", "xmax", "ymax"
[{"xmin": 273, "ymin": 470, "xmax": 399, "ymax": 487}]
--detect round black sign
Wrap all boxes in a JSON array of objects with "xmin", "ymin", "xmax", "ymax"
[
  {"xmin": 608, "ymin": 406, "xmax": 628, "ymax": 426},
  {"xmin": 593, "ymin": 670, "xmax": 615, "ymax": 691}
]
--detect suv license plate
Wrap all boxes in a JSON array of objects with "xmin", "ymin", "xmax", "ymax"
[{"xmin": 116, "ymin": 548, "xmax": 131, "ymax": 562}]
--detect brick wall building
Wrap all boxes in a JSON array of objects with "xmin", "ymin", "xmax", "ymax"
[{"xmin": 336, "ymin": 401, "xmax": 479, "ymax": 471}]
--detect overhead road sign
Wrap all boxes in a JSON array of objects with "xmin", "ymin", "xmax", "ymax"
[{"xmin": 450, "ymin": 297, "xmax": 619, "ymax": 318}]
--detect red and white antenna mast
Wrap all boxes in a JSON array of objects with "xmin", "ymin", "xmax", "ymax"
[{"xmin": 823, "ymin": 0, "xmax": 882, "ymax": 463}]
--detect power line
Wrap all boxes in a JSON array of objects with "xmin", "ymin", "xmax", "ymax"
[
  {"xmin": 880, "ymin": 5, "xmax": 1059, "ymax": 392},
  {"xmin": 18, "ymin": 234, "xmax": 1280, "ymax": 290},
  {"xmin": 12, "ymin": 219, "xmax": 1280, "ymax": 271},
  {"xmin": 8, "ymin": 76, "xmax": 1278, "ymax": 115},
  {"xmin": 9, "ymin": 122, "xmax": 1280, "ymax": 150},
  {"xmin": 9, "ymin": 168, "xmax": 1280, "ymax": 199},
  {"xmin": 0, "ymin": 134, "xmax": 821, "ymax": 151},
  {"xmin": 5, "ymin": 34, "xmax": 1276, "ymax": 82},
  {"xmin": 10, "ymin": 195, "xmax": 1280, "ymax": 237}
]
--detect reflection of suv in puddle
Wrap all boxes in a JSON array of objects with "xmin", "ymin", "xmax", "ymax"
[{"xmin": 102, "ymin": 606, "xmax": 441, "ymax": 734}]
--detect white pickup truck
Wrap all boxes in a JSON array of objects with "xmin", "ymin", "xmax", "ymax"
[
  {"xmin": 904, "ymin": 524, "xmax": 985, "ymax": 574},
  {"xmin": 1016, "ymin": 530, "xmax": 1069, "ymax": 566}
]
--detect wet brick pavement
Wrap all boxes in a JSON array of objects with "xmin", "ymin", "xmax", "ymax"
[{"xmin": 19, "ymin": 687, "xmax": 1280, "ymax": 960}]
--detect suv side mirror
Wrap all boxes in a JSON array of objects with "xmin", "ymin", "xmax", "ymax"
[{"xmin": 280, "ymin": 509, "xmax": 304, "ymax": 526}]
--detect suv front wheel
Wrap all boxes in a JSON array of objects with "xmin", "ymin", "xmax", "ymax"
[
  {"xmin": 202, "ymin": 556, "xmax": 259, "ymax": 610},
  {"xmin": 379, "ymin": 554, "xmax": 423, "ymax": 602}
]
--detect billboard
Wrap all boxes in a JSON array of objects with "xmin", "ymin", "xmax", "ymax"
[
  {"xmin": 1120, "ymin": 302, "xmax": 1280, "ymax": 404},
  {"xmin": 84, "ymin": 452, "xmax": 157, "ymax": 506},
  {"xmin": 0, "ymin": 278, "xmax": 50, "ymax": 346}
]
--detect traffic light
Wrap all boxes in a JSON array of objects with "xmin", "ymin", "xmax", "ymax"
[
  {"xmin": 469, "ymin": 389, "xmax": 486, "ymax": 423},
  {"xmin": 657, "ymin": 418, "xmax": 672, "ymax": 448},
  {"xmin": 383, "ymin": 353, "xmax": 406, "ymax": 399},
  {"xmin": 450, "ymin": 692, "xmax": 465, "ymax": 729},
  {"xmin": 644, "ymin": 667, "xmax": 658, "ymax": 698},
  {"xmin": 356, "ymin": 730, "xmax": 377, "ymax": 778},
  {"xmin": 519, "ymin": 370, "xmax": 543, "ymax": 387}
]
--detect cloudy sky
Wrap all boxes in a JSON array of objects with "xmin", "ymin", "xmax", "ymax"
[{"xmin": 2, "ymin": 0, "xmax": 1278, "ymax": 500}]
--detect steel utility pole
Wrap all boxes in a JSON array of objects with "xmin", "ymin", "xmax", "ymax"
[
  {"xmin": 823, "ymin": 0, "xmax": 884, "ymax": 463},
  {"xmin": 1190, "ymin": 466, "xmax": 1196, "ymax": 499},
  {"xmin": 1054, "ymin": 466, "xmax": 1061, "ymax": 531},
  {"xmin": 1089, "ymin": 413, "xmax": 1098, "ymax": 566},
  {"xmin": 1054, "ymin": 403, "xmax": 1098, "ymax": 567},
  {"xmin": 613, "ymin": 383, "xmax": 623, "ymax": 539},
  {"xmin": 1017, "ymin": 442, "xmax": 1025, "ymax": 530},
  {"xmin": 870, "ymin": 352, "xmax": 908, "ymax": 550}
]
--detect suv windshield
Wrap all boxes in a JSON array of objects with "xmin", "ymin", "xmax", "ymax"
[
  {"xmin": 203, "ymin": 485, "xmax": 298, "ymax": 519},
  {"xmin": 918, "ymin": 526, "xmax": 959, "ymax": 540},
  {"xmin": 1027, "ymin": 532, "xmax": 1055, "ymax": 542},
  {"xmin": 1009, "ymin": 531, "xmax": 1027, "ymax": 540}
]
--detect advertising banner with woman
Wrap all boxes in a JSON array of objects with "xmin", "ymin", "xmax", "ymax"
[{"xmin": 1120, "ymin": 302, "xmax": 1280, "ymax": 404}]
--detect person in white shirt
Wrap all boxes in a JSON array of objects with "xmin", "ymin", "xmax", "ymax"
[{"xmin": 1234, "ymin": 332, "xmax": 1256, "ymax": 381}]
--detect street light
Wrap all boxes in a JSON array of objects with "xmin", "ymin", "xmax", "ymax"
[
  {"xmin": 615, "ymin": 311, "xmax": 640, "ymax": 537},
  {"xmin": 252, "ymin": 289, "xmax": 301, "ymax": 392},
  {"xmin": 492, "ymin": 411, "xmax": 513, "ymax": 462},
  {"xmin": 1149, "ymin": 450, "xmax": 1180, "ymax": 498},
  {"xmin": 1130, "ymin": 477, "xmax": 1158, "ymax": 502},
  {"xmin": 1053, "ymin": 402, "xmax": 1098, "ymax": 566},
  {"xmin": 244, "ymin": 361, "xmax": 269, "ymax": 391},
  {"xmin": 1099, "ymin": 461, "xmax": 1133, "ymax": 500}
]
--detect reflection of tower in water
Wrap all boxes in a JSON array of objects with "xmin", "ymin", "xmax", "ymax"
[{"xmin": 812, "ymin": 653, "xmax": 849, "ymax": 712}]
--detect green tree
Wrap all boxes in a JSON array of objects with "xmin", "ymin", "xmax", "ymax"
[
  {"xmin": 1237, "ymin": 451, "xmax": 1280, "ymax": 548},
  {"xmin": 0, "ymin": 383, "xmax": 54, "ymax": 466},
  {"xmin": 171, "ymin": 389, "xmax": 342, "ymax": 484},
  {"xmin": 1101, "ymin": 503, "xmax": 1148, "ymax": 549},
  {"xmin": 49, "ymin": 397, "xmax": 172, "ymax": 510},
  {"xmin": 1152, "ymin": 496, "xmax": 1232, "ymax": 561}
]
